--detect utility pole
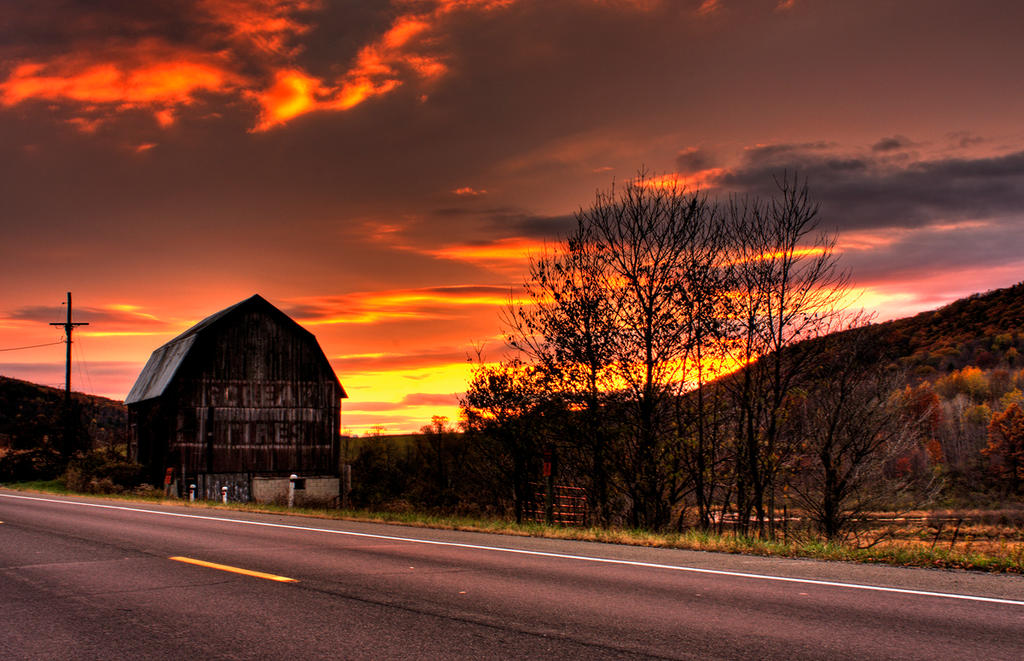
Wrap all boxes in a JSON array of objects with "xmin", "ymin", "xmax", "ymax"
[{"xmin": 50, "ymin": 292, "xmax": 89, "ymax": 457}]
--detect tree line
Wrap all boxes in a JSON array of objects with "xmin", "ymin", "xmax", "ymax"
[
  {"xmin": 459, "ymin": 171, "xmax": 934, "ymax": 539},
  {"xmin": 341, "ymin": 172, "xmax": 1021, "ymax": 539}
]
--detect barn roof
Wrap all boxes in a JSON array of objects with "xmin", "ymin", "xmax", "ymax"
[
  {"xmin": 124, "ymin": 334, "xmax": 197, "ymax": 405},
  {"xmin": 125, "ymin": 294, "xmax": 345, "ymax": 404}
]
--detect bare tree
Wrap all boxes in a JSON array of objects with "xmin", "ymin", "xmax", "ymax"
[
  {"xmin": 583, "ymin": 171, "xmax": 719, "ymax": 529},
  {"xmin": 672, "ymin": 210, "xmax": 734, "ymax": 530},
  {"xmin": 500, "ymin": 171, "xmax": 852, "ymax": 533},
  {"xmin": 504, "ymin": 221, "xmax": 619, "ymax": 523},
  {"xmin": 786, "ymin": 326, "xmax": 928, "ymax": 539},
  {"xmin": 723, "ymin": 174, "xmax": 852, "ymax": 536}
]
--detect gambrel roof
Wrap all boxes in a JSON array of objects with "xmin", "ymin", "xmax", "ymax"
[{"xmin": 125, "ymin": 294, "xmax": 345, "ymax": 404}]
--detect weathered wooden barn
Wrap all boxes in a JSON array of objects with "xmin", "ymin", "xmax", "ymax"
[{"xmin": 125, "ymin": 294, "xmax": 346, "ymax": 503}]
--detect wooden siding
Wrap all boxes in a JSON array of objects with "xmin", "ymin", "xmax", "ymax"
[
  {"xmin": 173, "ymin": 402, "xmax": 338, "ymax": 474},
  {"xmin": 128, "ymin": 296, "xmax": 342, "ymax": 482}
]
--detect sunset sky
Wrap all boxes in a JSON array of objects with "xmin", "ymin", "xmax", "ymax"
[{"xmin": 3, "ymin": 0, "xmax": 1024, "ymax": 434}]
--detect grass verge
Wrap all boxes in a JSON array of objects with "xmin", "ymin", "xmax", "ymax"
[{"xmin": 4, "ymin": 480, "xmax": 1022, "ymax": 573}]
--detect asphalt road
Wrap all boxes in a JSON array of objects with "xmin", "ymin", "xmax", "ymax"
[{"xmin": 1, "ymin": 489, "xmax": 1022, "ymax": 660}]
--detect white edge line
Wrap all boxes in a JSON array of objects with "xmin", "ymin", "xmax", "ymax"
[{"xmin": 3, "ymin": 492, "xmax": 1022, "ymax": 607}]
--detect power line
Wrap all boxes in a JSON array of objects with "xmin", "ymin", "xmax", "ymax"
[
  {"xmin": 73, "ymin": 335, "xmax": 95, "ymax": 395},
  {"xmin": 0, "ymin": 340, "xmax": 65, "ymax": 352},
  {"xmin": 49, "ymin": 292, "xmax": 90, "ymax": 458},
  {"xmin": 49, "ymin": 292, "xmax": 89, "ymax": 398}
]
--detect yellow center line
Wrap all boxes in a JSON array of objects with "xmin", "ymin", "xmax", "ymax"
[{"xmin": 169, "ymin": 556, "xmax": 298, "ymax": 583}]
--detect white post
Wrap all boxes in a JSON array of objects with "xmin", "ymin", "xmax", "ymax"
[
  {"xmin": 288, "ymin": 474, "xmax": 298, "ymax": 508},
  {"xmin": 221, "ymin": 485, "xmax": 228, "ymax": 504},
  {"xmin": 189, "ymin": 484, "xmax": 196, "ymax": 502}
]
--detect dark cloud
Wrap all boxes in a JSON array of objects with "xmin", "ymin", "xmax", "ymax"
[
  {"xmin": 841, "ymin": 222, "xmax": 1023, "ymax": 286},
  {"xmin": 502, "ymin": 213, "xmax": 575, "ymax": 239},
  {"xmin": 4, "ymin": 305, "xmax": 166, "ymax": 326},
  {"xmin": 675, "ymin": 147, "xmax": 716, "ymax": 173},
  {"xmin": 715, "ymin": 145, "xmax": 1024, "ymax": 231},
  {"xmin": 417, "ymin": 285, "xmax": 510, "ymax": 297},
  {"xmin": 872, "ymin": 135, "xmax": 915, "ymax": 152},
  {"xmin": 1, "ymin": 1, "xmax": 195, "ymax": 56},
  {"xmin": 947, "ymin": 131, "xmax": 985, "ymax": 149},
  {"xmin": 431, "ymin": 206, "xmax": 521, "ymax": 218},
  {"xmin": 0, "ymin": 0, "xmax": 334, "ymax": 57},
  {"xmin": 741, "ymin": 142, "xmax": 835, "ymax": 165},
  {"xmin": 432, "ymin": 207, "xmax": 574, "ymax": 239}
]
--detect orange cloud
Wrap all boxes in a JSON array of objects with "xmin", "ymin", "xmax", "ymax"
[
  {"xmin": 1, "ymin": 49, "xmax": 238, "ymax": 109},
  {"xmin": 453, "ymin": 186, "xmax": 487, "ymax": 196},
  {"xmin": 197, "ymin": 0, "xmax": 321, "ymax": 55},
  {"xmin": 332, "ymin": 349, "xmax": 471, "ymax": 374},
  {"xmin": 639, "ymin": 169, "xmax": 725, "ymax": 191},
  {"xmin": 429, "ymin": 237, "xmax": 545, "ymax": 264},
  {"xmin": 288, "ymin": 285, "xmax": 516, "ymax": 326},
  {"xmin": 0, "ymin": 0, "xmax": 427, "ymax": 131},
  {"xmin": 0, "ymin": 42, "xmax": 242, "ymax": 129},
  {"xmin": 252, "ymin": 0, "xmax": 515, "ymax": 130},
  {"xmin": 103, "ymin": 303, "xmax": 161, "ymax": 321},
  {"xmin": 726, "ymin": 246, "xmax": 828, "ymax": 266},
  {"xmin": 250, "ymin": 68, "xmax": 326, "ymax": 127},
  {"xmin": 2, "ymin": 0, "xmax": 658, "ymax": 133},
  {"xmin": 154, "ymin": 109, "xmax": 176, "ymax": 127},
  {"xmin": 66, "ymin": 117, "xmax": 104, "ymax": 134},
  {"xmin": 696, "ymin": 0, "xmax": 721, "ymax": 16}
]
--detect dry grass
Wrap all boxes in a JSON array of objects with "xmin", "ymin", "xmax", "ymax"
[
  {"xmin": 5, "ymin": 481, "xmax": 1023, "ymax": 573},
  {"xmin": 844, "ymin": 509, "xmax": 1024, "ymax": 567}
]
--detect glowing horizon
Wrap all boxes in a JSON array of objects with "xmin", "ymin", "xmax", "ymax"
[{"xmin": 3, "ymin": 1, "xmax": 1024, "ymax": 433}]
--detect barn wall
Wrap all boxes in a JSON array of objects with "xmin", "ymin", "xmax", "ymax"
[
  {"xmin": 196, "ymin": 472, "xmax": 252, "ymax": 501},
  {"xmin": 128, "ymin": 400, "xmax": 176, "ymax": 486},
  {"xmin": 173, "ymin": 400, "xmax": 338, "ymax": 474},
  {"xmin": 169, "ymin": 306, "xmax": 341, "ymax": 477}
]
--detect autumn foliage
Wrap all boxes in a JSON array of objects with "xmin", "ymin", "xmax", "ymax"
[{"xmin": 984, "ymin": 403, "xmax": 1024, "ymax": 493}]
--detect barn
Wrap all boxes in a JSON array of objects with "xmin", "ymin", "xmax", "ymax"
[{"xmin": 125, "ymin": 294, "xmax": 346, "ymax": 504}]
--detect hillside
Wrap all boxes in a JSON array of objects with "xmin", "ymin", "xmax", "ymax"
[
  {"xmin": 3, "ymin": 280, "xmax": 1024, "ymax": 452},
  {"xmin": 0, "ymin": 376, "xmax": 127, "ymax": 451},
  {"xmin": 770, "ymin": 281, "xmax": 1024, "ymax": 379},
  {"xmin": 760, "ymin": 280, "xmax": 1024, "ymax": 501},
  {"xmin": 875, "ymin": 281, "xmax": 1024, "ymax": 374}
]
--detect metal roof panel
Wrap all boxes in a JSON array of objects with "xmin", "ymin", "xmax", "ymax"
[{"xmin": 124, "ymin": 335, "xmax": 196, "ymax": 404}]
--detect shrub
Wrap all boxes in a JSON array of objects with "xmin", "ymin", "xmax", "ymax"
[
  {"xmin": 0, "ymin": 446, "xmax": 64, "ymax": 482},
  {"xmin": 60, "ymin": 451, "xmax": 144, "ymax": 494}
]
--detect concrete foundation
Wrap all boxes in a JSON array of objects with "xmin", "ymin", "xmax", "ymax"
[{"xmin": 252, "ymin": 475, "xmax": 340, "ymax": 507}]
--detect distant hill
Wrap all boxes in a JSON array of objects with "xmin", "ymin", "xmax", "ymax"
[
  {"xmin": 4, "ymin": 281, "xmax": 1024, "ymax": 450},
  {"xmin": 0, "ymin": 376, "xmax": 127, "ymax": 451},
  {"xmin": 704, "ymin": 280, "xmax": 1024, "ymax": 394},
  {"xmin": 869, "ymin": 281, "xmax": 1024, "ymax": 375}
]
